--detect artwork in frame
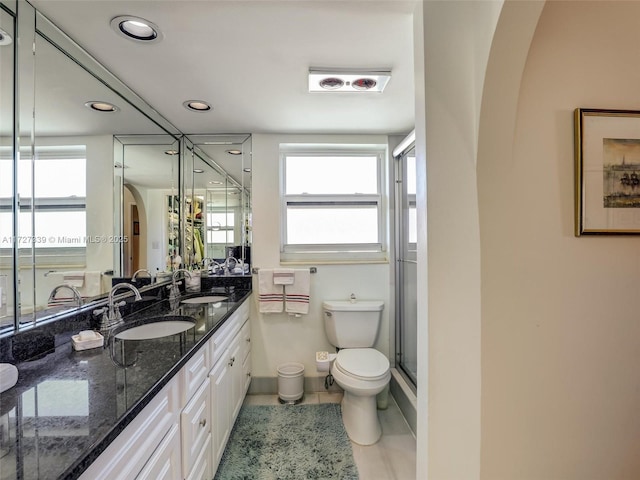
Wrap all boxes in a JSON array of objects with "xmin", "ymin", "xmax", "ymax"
[{"xmin": 574, "ymin": 108, "xmax": 640, "ymax": 235}]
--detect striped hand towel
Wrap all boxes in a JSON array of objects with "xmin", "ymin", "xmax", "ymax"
[
  {"xmin": 258, "ymin": 269, "xmax": 284, "ymax": 313},
  {"xmin": 285, "ymin": 269, "xmax": 310, "ymax": 315}
]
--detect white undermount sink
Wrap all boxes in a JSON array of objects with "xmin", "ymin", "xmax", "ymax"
[
  {"xmin": 181, "ymin": 295, "xmax": 227, "ymax": 304},
  {"xmin": 115, "ymin": 316, "xmax": 196, "ymax": 341}
]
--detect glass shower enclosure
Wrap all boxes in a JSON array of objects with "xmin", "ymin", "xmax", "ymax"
[{"xmin": 394, "ymin": 138, "xmax": 417, "ymax": 388}]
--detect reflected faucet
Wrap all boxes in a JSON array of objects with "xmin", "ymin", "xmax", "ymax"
[
  {"xmin": 94, "ymin": 283, "xmax": 142, "ymax": 333},
  {"xmin": 224, "ymin": 256, "xmax": 238, "ymax": 275},
  {"xmin": 168, "ymin": 269, "xmax": 192, "ymax": 302},
  {"xmin": 48, "ymin": 284, "xmax": 83, "ymax": 307},
  {"xmin": 131, "ymin": 269, "xmax": 153, "ymax": 284}
]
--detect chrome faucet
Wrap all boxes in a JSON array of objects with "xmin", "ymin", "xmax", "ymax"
[
  {"xmin": 131, "ymin": 269, "xmax": 153, "ymax": 284},
  {"xmin": 168, "ymin": 269, "xmax": 192, "ymax": 302},
  {"xmin": 48, "ymin": 284, "xmax": 83, "ymax": 307},
  {"xmin": 94, "ymin": 283, "xmax": 142, "ymax": 333}
]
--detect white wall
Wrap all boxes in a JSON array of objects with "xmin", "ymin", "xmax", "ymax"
[
  {"xmin": 479, "ymin": 1, "xmax": 640, "ymax": 478},
  {"xmin": 250, "ymin": 133, "xmax": 392, "ymax": 379}
]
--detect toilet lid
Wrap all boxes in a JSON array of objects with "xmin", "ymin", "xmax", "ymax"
[{"xmin": 335, "ymin": 348, "xmax": 389, "ymax": 380}]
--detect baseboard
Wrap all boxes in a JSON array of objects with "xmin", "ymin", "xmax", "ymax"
[
  {"xmin": 248, "ymin": 375, "xmax": 343, "ymax": 395},
  {"xmin": 389, "ymin": 368, "xmax": 417, "ymax": 435}
]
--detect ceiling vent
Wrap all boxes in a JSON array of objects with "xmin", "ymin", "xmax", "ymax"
[{"xmin": 308, "ymin": 68, "xmax": 391, "ymax": 93}]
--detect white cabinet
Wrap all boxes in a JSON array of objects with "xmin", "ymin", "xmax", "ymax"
[
  {"xmin": 79, "ymin": 296, "xmax": 251, "ymax": 480},
  {"xmin": 181, "ymin": 378, "xmax": 211, "ymax": 479},
  {"xmin": 136, "ymin": 424, "xmax": 182, "ymax": 480},
  {"xmin": 78, "ymin": 376, "xmax": 182, "ymax": 480},
  {"xmin": 210, "ymin": 349, "xmax": 232, "ymax": 469},
  {"xmin": 210, "ymin": 298, "xmax": 251, "ymax": 473}
]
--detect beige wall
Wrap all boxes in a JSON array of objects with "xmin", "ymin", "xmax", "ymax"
[
  {"xmin": 417, "ymin": 0, "xmax": 506, "ymax": 478},
  {"xmin": 480, "ymin": 1, "xmax": 640, "ymax": 479}
]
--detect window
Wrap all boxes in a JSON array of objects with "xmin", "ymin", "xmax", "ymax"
[
  {"xmin": 281, "ymin": 146, "xmax": 387, "ymax": 262},
  {"xmin": 0, "ymin": 146, "xmax": 86, "ymax": 253}
]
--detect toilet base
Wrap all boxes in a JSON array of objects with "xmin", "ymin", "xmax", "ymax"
[{"xmin": 341, "ymin": 390, "xmax": 382, "ymax": 445}]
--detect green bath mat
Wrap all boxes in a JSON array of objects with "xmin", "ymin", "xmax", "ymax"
[{"xmin": 214, "ymin": 403, "xmax": 359, "ymax": 480}]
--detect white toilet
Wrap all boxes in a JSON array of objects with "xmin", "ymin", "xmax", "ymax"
[{"xmin": 323, "ymin": 299, "xmax": 390, "ymax": 446}]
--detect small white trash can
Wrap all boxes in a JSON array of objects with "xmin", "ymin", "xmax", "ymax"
[{"xmin": 277, "ymin": 362, "xmax": 305, "ymax": 404}]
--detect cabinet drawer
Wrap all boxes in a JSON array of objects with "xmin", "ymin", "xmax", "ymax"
[
  {"xmin": 79, "ymin": 377, "xmax": 180, "ymax": 480},
  {"xmin": 211, "ymin": 316, "xmax": 240, "ymax": 366},
  {"xmin": 182, "ymin": 345, "xmax": 210, "ymax": 403},
  {"xmin": 181, "ymin": 377, "xmax": 211, "ymax": 478},
  {"xmin": 136, "ymin": 423, "xmax": 182, "ymax": 480}
]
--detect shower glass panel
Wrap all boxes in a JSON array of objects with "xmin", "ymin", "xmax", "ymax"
[{"xmin": 395, "ymin": 144, "xmax": 417, "ymax": 388}]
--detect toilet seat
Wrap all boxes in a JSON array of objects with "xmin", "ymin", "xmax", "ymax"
[{"xmin": 334, "ymin": 348, "xmax": 389, "ymax": 381}]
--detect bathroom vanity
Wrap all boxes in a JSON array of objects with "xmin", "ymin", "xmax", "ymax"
[{"xmin": 0, "ymin": 278, "xmax": 252, "ymax": 480}]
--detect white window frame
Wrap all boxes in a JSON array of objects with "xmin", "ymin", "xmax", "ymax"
[
  {"xmin": 280, "ymin": 145, "xmax": 388, "ymax": 263},
  {"xmin": 0, "ymin": 146, "xmax": 87, "ymax": 265}
]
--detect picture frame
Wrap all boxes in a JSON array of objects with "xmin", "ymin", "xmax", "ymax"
[{"xmin": 574, "ymin": 108, "xmax": 640, "ymax": 235}]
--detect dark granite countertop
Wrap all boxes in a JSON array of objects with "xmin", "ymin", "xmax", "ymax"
[{"xmin": 0, "ymin": 277, "xmax": 252, "ymax": 480}]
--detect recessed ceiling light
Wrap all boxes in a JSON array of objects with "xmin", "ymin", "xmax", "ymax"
[
  {"xmin": 164, "ymin": 149, "xmax": 179, "ymax": 155},
  {"xmin": 193, "ymin": 169, "xmax": 205, "ymax": 173},
  {"xmin": 183, "ymin": 100, "xmax": 212, "ymax": 112},
  {"xmin": 226, "ymin": 149, "xmax": 242, "ymax": 155},
  {"xmin": 85, "ymin": 101, "xmax": 118, "ymax": 112},
  {"xmin": 309, "ymin": 68, "xmax": 391, "ymax": 93},
  {"xmin": 111, "ymin": 16, "xmax": 161, "ymax": 42},
  {"xmin": 209, "ymin": 181, "xmax": 224, "ymax": 185},
  {"xmin": 0, "ymin": 28, "xmax": 12, "ymax": 46},
  {"xmin": 243, "ymin": 168, "xmax": 252, "ymax": 173}
]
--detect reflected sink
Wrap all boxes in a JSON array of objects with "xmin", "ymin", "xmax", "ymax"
[
  {"xmin": 115, "ymin": 316, "xmax": 196, "ymax": 340},
  {"xmin": 181, "ymin": 296, "xmax": 227, "ymax": 305}
]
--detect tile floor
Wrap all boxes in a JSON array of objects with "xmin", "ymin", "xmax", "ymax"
[{"xmin": 242, "ymin": 392, "xmax": 417, "ymax": 480}]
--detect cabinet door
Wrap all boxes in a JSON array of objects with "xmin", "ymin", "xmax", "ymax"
[
  {"xmin": 181, "ymin": 378, "xmax": 211, "ymax": 478},
  {"xmin": 210, "ymin": 351, "xmax": 232, "ymax": 471},
  {"xmin": 185, "ymin": 434, "xmax": 212, "ymax": 480},
  {"xmin": 229, "ymin": 338, "xmax": 244, "ymax": 422},
  {"xmin": 136, "ymin": 423, "xmax": 182, "ymax": 480}
]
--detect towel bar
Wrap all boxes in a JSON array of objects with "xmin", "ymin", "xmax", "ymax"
[{"xmin": 252, "ymin": 267, "xmax": 317, "ymax": 274}]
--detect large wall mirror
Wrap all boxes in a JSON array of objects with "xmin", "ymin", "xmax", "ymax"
[
  {"xmin": 113, "ymin": 135, "xmax": 181, "ymax": 279},
  {"xmin": 183, "ymin": 135, "xmax": 252, "ymax": 270},
  {"xmin": 0, "ymin": 1, "xmax": 251, "ymax": 336}
]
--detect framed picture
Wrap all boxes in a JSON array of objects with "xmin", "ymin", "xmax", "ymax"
[{"xmin": 574, "ymin": 108, "xmax": 640, "ymax": 235}]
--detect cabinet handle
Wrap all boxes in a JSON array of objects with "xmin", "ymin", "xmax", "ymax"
[
  {"xmin": 199, "ymin": 418, "xmax": 207, "ymax": 428},
  {"xmin": 228, "ymin": 356, "xmax": 235, "ymax": 367},
  {"xmin": 246, "ymin": 372, "xmax": 251, "ymax": 377},
  {"xmin": 246, "ymin": 338, "xmax": 251, "ymax": 343}
]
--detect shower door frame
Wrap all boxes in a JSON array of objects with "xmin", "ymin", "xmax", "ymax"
[{"xmin": 394, "ymin": 135, "xmax": 417, "ymax": 390}]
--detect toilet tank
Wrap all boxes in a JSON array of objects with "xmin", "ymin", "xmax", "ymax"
[{"xmin": 322, "ymin": 300, "xmax": 384, "ymax": 348}]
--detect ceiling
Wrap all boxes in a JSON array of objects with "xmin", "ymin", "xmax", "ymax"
[{"xmin": 28, "ymin": 0, "xmax": 417, "ymax": 136}]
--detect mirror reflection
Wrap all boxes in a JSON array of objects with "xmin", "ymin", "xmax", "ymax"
[
  {"xmin": 10, "ymin": 30, "xmax": 171, "ymax": 329},
  {"xmin": 0, "ymin": 5, "xmax": 15, "ymax": 329},
  {"xmin": 0, "ymin": 5, "xmax": 252, "ymax": 335},
  {"xmin": 113, "ymin": 135, "xmax": 180, "ymax": 281},
  {"xmin": 183, "ymin": 135, "xmax": 252, "ymax": 274}
]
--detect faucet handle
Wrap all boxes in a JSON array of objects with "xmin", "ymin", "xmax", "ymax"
[
  {"xmin": 115, "ymin": 300, "xmax": 127, "ymax": 308},
  {"xmin": 93, "ymin": 306, "xmax": 107, "ymax": 316}
]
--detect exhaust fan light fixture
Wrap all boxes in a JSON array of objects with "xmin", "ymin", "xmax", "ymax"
[{"xmin": 309, "ymin": 68, "xmax": 391, "ymax": 93}]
